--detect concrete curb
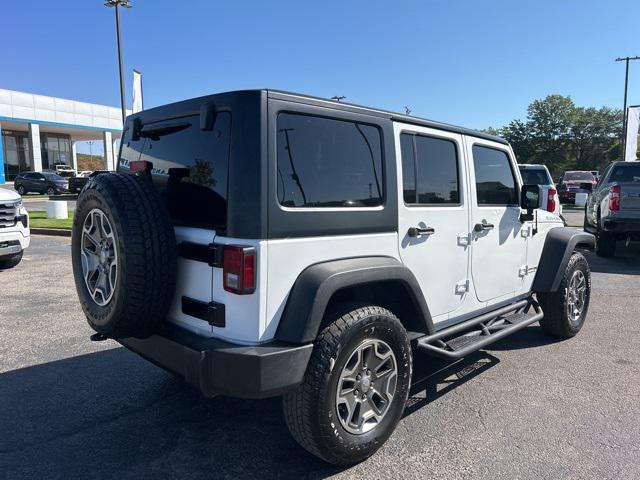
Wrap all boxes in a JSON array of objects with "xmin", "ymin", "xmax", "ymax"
[{"xmin": 30, "ymin": 228, "xmax": 72, "ymax": 237}]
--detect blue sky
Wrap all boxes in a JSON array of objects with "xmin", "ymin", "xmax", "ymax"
[{"xmin": 3, "ymin": 0, "xmax": 640, "ymax": 153}]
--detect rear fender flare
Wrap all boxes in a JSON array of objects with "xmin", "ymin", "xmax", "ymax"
[{"xmin": 274, "ymin": 256, "xmax": 434, "ymax": 344}]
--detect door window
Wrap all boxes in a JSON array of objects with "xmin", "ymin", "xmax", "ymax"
[
  {"xmin": 472, "ymin": 145, "xmax": 518, "ymax": 206},
  {"xmin": 400, "ymin": 133, "xmax": 460, "ymax": 205}
]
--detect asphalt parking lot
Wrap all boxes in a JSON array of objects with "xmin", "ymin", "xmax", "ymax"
[{"xmin": 1, "ymin": 236, "xmax": 640, "ymax": 479}]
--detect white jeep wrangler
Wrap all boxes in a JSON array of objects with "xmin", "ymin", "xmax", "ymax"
[
  {"xmin": 0, "ymin": 188, "xmax": 30, "ymax": 269},
  {"xmin": 71, "ymin": 90, "xmax": 595, "ymax": 465}
]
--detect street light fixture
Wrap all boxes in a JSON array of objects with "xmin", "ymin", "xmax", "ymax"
[{"xmin": 105, "ymin": 0, "xmax": 132, "ymax": 124}]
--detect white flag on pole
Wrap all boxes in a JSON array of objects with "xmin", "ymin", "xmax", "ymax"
[
  {"xmin": 132, "ymin": 69, "xmax": 143, "ymax": 113},
  {"xmin": 625, "ymin": 106, "xmax": 640, "ymax": 162}
]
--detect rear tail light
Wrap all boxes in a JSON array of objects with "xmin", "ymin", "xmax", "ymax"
[
  {"xmin": 546, "ymin": 187, "xmax": 557, "ymax": 212},
  {"xmin": 223, "ymin": 246, "xmax": 256, "ymax": 294},
  {"xmin": 609, "ymin": 184, "xmax": 621, "ymax": 211}
]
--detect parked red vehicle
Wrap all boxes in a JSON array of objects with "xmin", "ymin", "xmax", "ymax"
[{"xmin": 557, "ymin": 171, "xmax": 596, "ymax": 203}]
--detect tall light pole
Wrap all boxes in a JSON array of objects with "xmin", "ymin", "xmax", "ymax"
[
  {"xmin": 105, "ymin": 0, "xmax": 131, "ymax": 124},
  {"xmin": 87, "ymin": 141, "xmax": 94, "ymax": 163},
  {"xmin": 615, "ymin": 56, "xmax": 640, "ymax": 156}
]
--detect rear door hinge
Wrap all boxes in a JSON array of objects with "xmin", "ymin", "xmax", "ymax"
[
  {"xmin": 457, "ymin": 233, "xmax": 470, "ymax": 247},
  {"xmin": 455, "ymin": 280, "xmax": 469, "ymax": 294},
  {"xmin": 518, "ymin": 265, "xmax": 528, "ymax": 277}
]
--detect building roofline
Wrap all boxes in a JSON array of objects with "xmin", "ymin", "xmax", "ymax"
[{"xmin": 0, "ymin": 116, "xmax": 122, "ymax": 134}]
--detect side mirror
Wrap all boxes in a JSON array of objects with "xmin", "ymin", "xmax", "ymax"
[{"xmin": 520, "ymin": 184, "xmax": 541, "ymax": 221}]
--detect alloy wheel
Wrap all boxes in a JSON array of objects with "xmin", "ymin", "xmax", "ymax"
[
  {"xmin": 80, "ymin": 208, "xmax": 118, "ymax": 306},
  {"xmin": 335, "ymin": 338, "xmax": 398, "ymax": 435}
]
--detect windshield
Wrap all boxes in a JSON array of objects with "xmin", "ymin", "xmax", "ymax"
[
  {"xmin": 519, "ymin": 167, "xmax": 552, "ymax": 185},
  {"xmin": 564, "ymin": 171, "xmax": 594, "ymax": 181},
  {"xmin": 610, "ymin": 164, "xmax": 640, "ymax": 183},
  {"xmin": 43, "ymin": 173, "xmax": 65, "ymax": 181}
]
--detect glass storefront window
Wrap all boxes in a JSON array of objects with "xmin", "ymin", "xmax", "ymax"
[
  {"xmin": 1, "ymin": 130, "xmax": 32, "ymax": 180},
  {"xmin": 41, "ymin": 133, "xmax": 72, "ymax": 170}
]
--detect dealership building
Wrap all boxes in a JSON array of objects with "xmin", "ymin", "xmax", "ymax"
[{"xmin": 0, "ymin": 88, "xmax": 130, "ymax": 184}]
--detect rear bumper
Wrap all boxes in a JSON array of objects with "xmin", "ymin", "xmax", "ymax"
[
  {"xmin": 118, "ymin": 325, "xmax": 313, "ymax": 399},
  {"xmin": 602, "ymin": 216, "xmax": 640, "ymax": 234}
]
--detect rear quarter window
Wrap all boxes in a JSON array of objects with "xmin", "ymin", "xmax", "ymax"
[
  {"xmin": 119, "ymin": 112, "xmax": 231, "ymax": 231},
  {"xmin": 276, "ymin": 113, "xmax": 383, "ymax": 208}
]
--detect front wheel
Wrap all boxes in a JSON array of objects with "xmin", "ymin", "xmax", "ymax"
[
  {"xmin": 537, "ymin": 252, "xmax": 591, "ymax": 338},
  {"xmin": 0, "ymin": 251, "xmax": 23, "ymax": 269},
  {"xmin": 46, "ymin": 187, "xmax": 55, "ymax": 196},
  {"xmin": 283, "ymin": 305, "xmax": 412, "ymax": 465}
]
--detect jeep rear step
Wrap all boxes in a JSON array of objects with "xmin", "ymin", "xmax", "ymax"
[{"xmin": 416, "ymin": 298, "xmax": 543, "ymax": 360}]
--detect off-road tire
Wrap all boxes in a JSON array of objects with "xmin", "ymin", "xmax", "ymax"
[
  {"xmin": 0, "ymin": 251, "xmax": 23, "ymax": 269},
  {"xmin": 283, "ymin": 306, "xmax": 412, "ymax": 465},
  {"xmin": 71, "ymin": 173, "xmax": 177, "ymax": 339},
  {"xmin": 537, "ymin": 252, "xmax": 591, "ymax": 338}
]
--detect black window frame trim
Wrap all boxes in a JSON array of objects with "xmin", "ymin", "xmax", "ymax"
[
  {"xmin": 267, "ymin": 98, "xmax": 398, "ymax": 239},
  {"xmin": 399, "ymin": 129, "xmax": 464, "ymax": 208}
]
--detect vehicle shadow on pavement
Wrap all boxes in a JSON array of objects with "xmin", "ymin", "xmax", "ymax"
[
  {"xmin": 583, "ymin": 248, "xmax": 640, "ymax": 276},
  {"xmin": 0, "ymin": 347, "xmax": 345, "ymax": 479},
  {"xmin": 405, "ymin": 351, "xmax": 500, "ymax": 417}
]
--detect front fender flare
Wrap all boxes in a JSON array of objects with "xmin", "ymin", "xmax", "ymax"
[
  {"xmin": 274, "ymin": 256, "xmax": 434, "ymax": 344},
  {"xmin": 532, "ymin": 227, "xmax": 595, "ymax": 293}
]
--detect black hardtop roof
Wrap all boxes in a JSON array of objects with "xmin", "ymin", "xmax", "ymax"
[{"xmin": 129, "ymin": 88, "xmax": 508, "ymax": 145}]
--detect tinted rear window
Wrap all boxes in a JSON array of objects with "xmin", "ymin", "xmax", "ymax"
[
  {"xmin": 119, "ymin": 112, "xmax": 231, "ymax": 231},
  {"xmin": 610, "ymin": 164, "xmax": 640, "ymax": 182},
  {"xmin": 276, "ymin": 113, "xmax": 383, "ymax": 208},
  {"xmin": 564, "ymin": 172, "xmax": 594, "ymax": 181},
  {"xmin": 519, "ymin": 167, "xmax": 552, "ymax": 185}
]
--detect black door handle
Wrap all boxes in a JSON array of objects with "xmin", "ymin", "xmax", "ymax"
[
  {"xmin": 474, "ymin": 222, "xmax": 495, "ymax": 232},
  {"xmin": 408, "ymin": 226, "xmax": 436, "ymax": 237}
]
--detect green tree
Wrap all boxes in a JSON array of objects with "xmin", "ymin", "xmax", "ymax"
[{"xmin": 487, "ymin": 95, "xmax": 622, "ymax": 177}]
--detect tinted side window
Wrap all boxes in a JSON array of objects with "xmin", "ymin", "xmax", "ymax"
[
  {"xmin": 400, "ymin": 134, "xmax": 416, "ymax": 204},
  {"xmin": 276, "ymin": 113, "xmax": 383, "ymax": 208},
  {"xmin": 401, "ymin": 133, "xmax": 459, "ymax": 205},
  {"xmin": 472, "ymin": 145, "xmax": 518, "ymax": 205},
  {"xmin": 119, "ymin": 112, "xmax": 231, "ymax": 230}
]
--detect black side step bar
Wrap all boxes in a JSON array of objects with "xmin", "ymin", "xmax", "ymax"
[{"xmin": 416, "ymin": 298, "xmax": 543, "ymax": 360}]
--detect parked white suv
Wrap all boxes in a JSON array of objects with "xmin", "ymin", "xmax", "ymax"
[
  {"xmin": 519, "ymin": 163, "xmax": 561, "ymax": 216},
  {"xmin": 0, "ymin": 188, "xmax": 30, "ymax": 269},
  {"xmin": 71, "ymin": 90, "xmax": 595, "ymax": 465}
]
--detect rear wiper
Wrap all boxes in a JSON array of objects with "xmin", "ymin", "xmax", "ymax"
[{"xmin": 140, "ymin": 121, "xmax": 190, "ymax": 139}]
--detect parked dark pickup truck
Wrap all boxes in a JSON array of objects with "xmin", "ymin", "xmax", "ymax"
[
  {"xmin": 68, "ymin": 171, "xmax": 108, "ymax": 193},
  {"xmin": 584, "ymin": 161, "xmax": 640, "ymax": 257}
]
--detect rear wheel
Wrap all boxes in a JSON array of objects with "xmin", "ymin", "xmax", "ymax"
[
  {"xmin": 283, "ymin": 305, "xmax": 412, "ymax": 465},
  {"xmin": 16, "ymin": 185, "xmax": 26, "ymax": 195},
  {"xmin": 537, "ymin": 252, "xmax": 590, "ymax": 338},
  {"xmin": 0, "ymin": 251, "xmax": 23, "ymax": 269}
]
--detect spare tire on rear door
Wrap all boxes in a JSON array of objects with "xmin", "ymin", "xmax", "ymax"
[{"xmin": 71, "ymin": 173, "xmax": 177, "ymax": 339}]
